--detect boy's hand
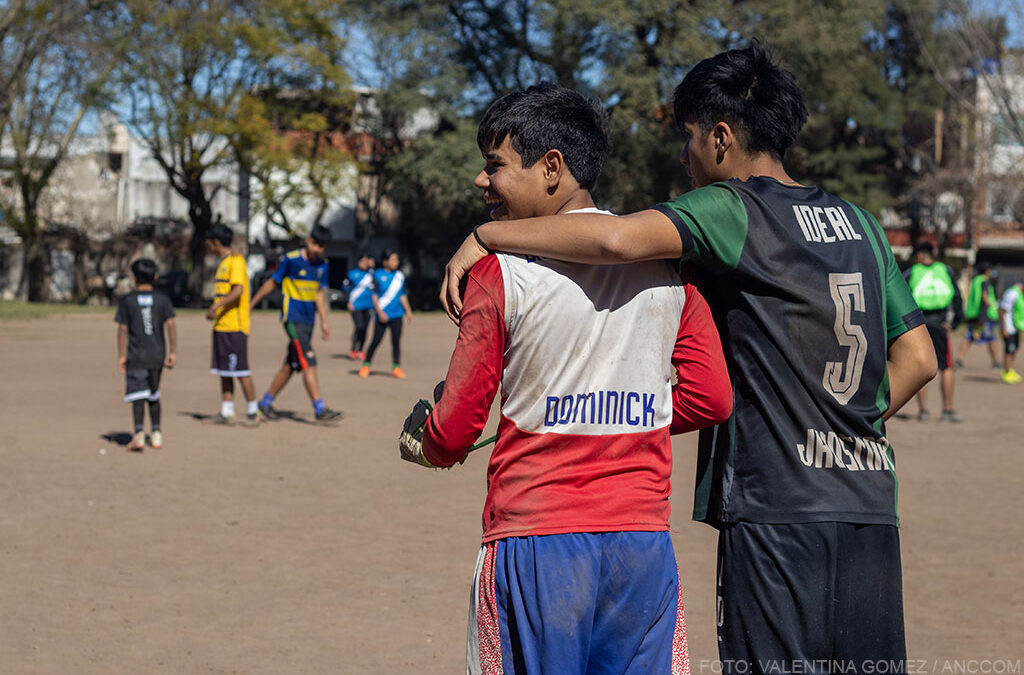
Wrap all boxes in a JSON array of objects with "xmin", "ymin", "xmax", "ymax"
[
  {"xmin": 441, "ymin": 232, "xmax": 489, "ymax": 324},
  {"xmin": 399, "ymin": 399, "xmax": 436, "ymax": 468},
  {"xmin": 205, "ymin": 305, "xmax": 218, "ymax": 320},
  {"xmin": 321, "ymin": 322, "xmax": 331, "ymax": 340},
  {"xmin": 377, "ymin": 310, "xmax": 389, "ymax": 323},
  {"xmin": 118, "ymin": 356, "xmax": 127, "ymax": 374},
  {"xmin": 164, "ymin": 353, "xmax": 176, "ymax": 369},
  {"xmin": 399, "ymin": 381, "xmax": 447, "ymax": 469}
]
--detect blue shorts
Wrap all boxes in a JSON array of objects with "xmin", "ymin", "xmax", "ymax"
[
  {"xmin": 965, "ymin": 319, "xmax": 996, "ymax": 344},
  {"xmin": 467, "ymin": 531, "xmax": 688, "ymax": 675}
]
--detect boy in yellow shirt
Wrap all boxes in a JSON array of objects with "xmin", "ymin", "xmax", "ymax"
[{"xmin": 206, "ymin": 224, "xmax": 259, "ymax": 424}]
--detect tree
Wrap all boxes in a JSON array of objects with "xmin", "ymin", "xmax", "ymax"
[
  {"xmin": 120, "ymin": 0, "xmax": 352, "ymax": 303},
  {"xmin": 237, "ymin": 96, "xmax": 358, "ymax": 241},
  {"xmin": 358, "ymin": 1, "xmax": 723, "ymax": 234},
  {"xmin": 0, "ymin": 0, "xmax": 122, "ymax": 301}
]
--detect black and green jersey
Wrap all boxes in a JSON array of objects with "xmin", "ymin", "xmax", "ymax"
[{"xmin": 655, "ymin": 177, "xmax": 924, "ymax": 527}]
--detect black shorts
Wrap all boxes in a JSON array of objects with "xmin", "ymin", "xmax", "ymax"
[
  {"xmin": 284, "ymin": 322, "xmax": 317, "ymax": 370},
  {"xmin": 210, "ymin": 331, "xmax": 250, "ymax": 377},
  {"xmin": 924, "ymin": 321, "xmax": 951, "ymax": 370},
  {"xmin": 717, "ymin": 522, "xmax": 905, "ymax": 673},
  {"xmin": 1006, "ymin": 332, "xmax": 1020, "ymax": 356},
  {"xmin": 125, "ymin": 367, "xmax": 163, "ymax": 402}
]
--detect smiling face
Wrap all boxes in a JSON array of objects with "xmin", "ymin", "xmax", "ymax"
[{"xmin": 473, "ymin": 136, "xmax": 551, "ymax": 221}]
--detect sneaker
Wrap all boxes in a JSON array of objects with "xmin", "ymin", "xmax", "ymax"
[
  {"xmin": 315, "ymin": 407, "xmax": 343, "ymax": 422},
  {"xmin": 258, "ymin": 401, "xmax": 279, "ymax": 420},
  {"xmin": 917, "ymin": 409, "xmax": 930, "ymax": 422},
  {"xmin": 392, "ymin": 366, "xmax": 407, "ymax": 379},
  {"xmin": 356, "ymin": 351, "xmax": 366, "ymax": 361},
  {"xmin": 150, "ymin": 430, "xmax": 163, "ymax": 449},
  {"xmin": 245, "ymin": 412, "xmax": 261, "ymax": 426},
  {"xmin": 349, "ymin": 350, "xmax": 360, "ymax": 360},
  {"xmin": 212, "ymin": 413, "xmax": 235, "ymax": 425},
  {"xmin": 358, "ymin": 365, "xmax": 370, "ymax": 378},
  {"xmin": 954, "ymin": 358, "xmax": 965, "ymax": 369},
  {"xmin": 941, "ymin": 410, "xmax": 964, "ymax": 423},
  {"xmin": 128, "ymin": 431, "xmax": 146, "ymax": 451},
  {"xmin": 1002, "ymin": 369, "xmax": 1022, "ymax": 384}
]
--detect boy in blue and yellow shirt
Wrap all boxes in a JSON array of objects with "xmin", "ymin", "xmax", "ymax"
[{"xmin": 250, "ymin": 225, "xmax": 342, "ymax": 422}]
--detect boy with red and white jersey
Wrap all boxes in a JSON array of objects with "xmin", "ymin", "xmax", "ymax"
[{"xmin": 401, "ymin": 83, "xmax": 732, "ymax": 674}]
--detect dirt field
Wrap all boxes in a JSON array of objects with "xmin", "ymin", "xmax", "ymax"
[{"xmin": 0, "ymin": 309, "xmax": 1021, "ymax": 674}]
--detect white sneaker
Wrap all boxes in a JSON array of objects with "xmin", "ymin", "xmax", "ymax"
[
  {"xmin": 150, "ymin": 430, "xmax": 163, "ymax": 449},
  {"xmin": 128, "ymin": 431, "xmax": 146, "ymax": 451}
]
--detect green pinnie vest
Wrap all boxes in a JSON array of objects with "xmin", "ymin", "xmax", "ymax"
[
  {"xmin": 966, "ymin": 273, "xmax": 998, "ymax": 321},
  {"xmin": 909, "ymin": 262, "xmax": 955, "ymax": 311}
]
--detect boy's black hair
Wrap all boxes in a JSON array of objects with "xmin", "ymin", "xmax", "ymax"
[
  {"xmin": 309, "ymin": 224, "xmax": 331, "ymax": 246},
  {"xmin": 130, "ymin": 258, "xmax": 157, "ymax": 284},
  {"xmin": 207, "ymin": 223, "xmax": 233, "ymax": 247},
  {"xmin": 975, "ymin": 260, "xmax": 992, "ymax": 274},
  {"xmin": 912, "ymin": 240, "xmax": 935, "ymax": 257},
  {"xmin": 672, "ymin": 43, "xmax": 808, "ymax": 160},
  {"xmin": 477, "ymin": 82, "xmax": 611, "ymax": 191}
]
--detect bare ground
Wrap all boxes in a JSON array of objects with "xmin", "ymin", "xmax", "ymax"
[{"xmin": 0, "ymin": 310, "xmax": 1020, "ymax": 674}]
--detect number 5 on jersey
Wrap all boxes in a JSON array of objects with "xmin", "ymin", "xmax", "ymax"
[{"xmin": 825, "ymin": 273, "xmax": 867, "ymax": 405}]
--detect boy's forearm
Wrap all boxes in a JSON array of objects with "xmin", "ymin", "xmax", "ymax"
[
  {"xmin": 250, "ymin": 278, "xmax": 276, "ymax": 306},
  {"xmin": 884, "ymin": 325, "xmax": 938, "ymax": 420},
  {"xmin": 117, "ymin": 326, "xmax": 127, "ymax": 358},
  {"xmin": 217, "ymin": 285, "xmax": 243, "ymax": 309},
  {"xmin": 166, "ymin": 318, "xmax": 177, "ymax": 353},
  {"xmin": 316, "ymin": 290, "xmax": 328, "ymax": 321},
  {"xmin": 475, "ymin": 209, "xmax": 681, "ymax": 263}
]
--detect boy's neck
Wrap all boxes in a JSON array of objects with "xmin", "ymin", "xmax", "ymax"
[
  {"xmin": 550, "ymin": 190, "xmax": 597, "ymax": 216},
  {"xmin": 733, "ymin": 155, "xmax": 801, "ymax": 187},
  {"xmin": 136, "ymin": 283, "xmax": 154, "ymax": 291}
]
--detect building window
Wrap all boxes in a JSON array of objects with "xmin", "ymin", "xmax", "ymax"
[{"xmin": 987, "ymin": 179, "xmax": 1023, "ymax": 222}]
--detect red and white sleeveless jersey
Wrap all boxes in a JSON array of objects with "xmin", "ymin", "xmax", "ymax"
[{"xmin": 424, "ymin": 213, "xmax": 731, "ymax": 543}]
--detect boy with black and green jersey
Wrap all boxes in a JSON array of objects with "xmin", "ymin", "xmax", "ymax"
[
  {"xmin": 442, "ymin": 44, "xmax": 937, "ymax": 673},
  {"xmin": 654, "ymin": 178, "xmax": 924, "ymax": 526}
]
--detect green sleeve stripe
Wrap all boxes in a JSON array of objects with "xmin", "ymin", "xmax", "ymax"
[
  {"xmin": 847, "ymin": 203, "xmax": 900, "ymax": 520},
  {"xmin": 657, "ymin": 183, "xmax": 749, "ymax": 271},
  {"xmin": 845, "ymin": 204, "xmax": 892, "ymax": 419},
  {"xmin": 846, "ymin": 202, "xmax": 888, "ymax": 292}
]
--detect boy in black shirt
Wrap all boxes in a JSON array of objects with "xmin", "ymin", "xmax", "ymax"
[{"xmin": 115, "ymin": 258, "xmax": 177, "ymax": 450}]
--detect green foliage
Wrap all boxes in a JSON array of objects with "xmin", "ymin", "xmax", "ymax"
[
  {"xmin": 361, "ymin": 0, "xmax": 959, "ymax": 220},
  {"xmin": 0, "ymin": 0, "xmax": 124, "ymax": 300},
  {"xmin": 120, "ymin": 0, "xmax": 355, "ymax": 300},
  {"xmin": 384, "ymin": 117, "xmax": 491, "ymax": 267}
]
